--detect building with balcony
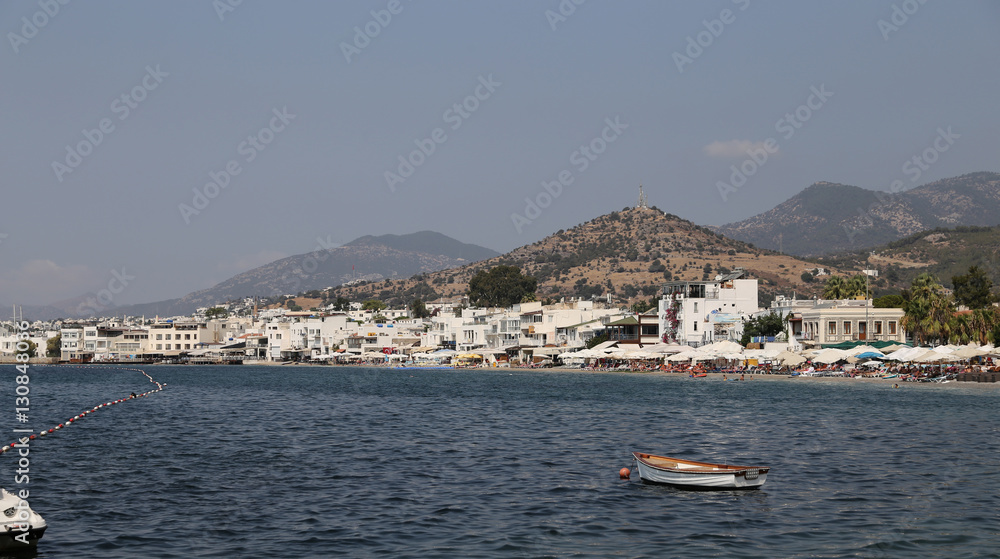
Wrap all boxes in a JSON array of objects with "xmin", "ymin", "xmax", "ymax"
[{"xmin": 658, "ymin": 269, "xmax": 760, "ymax": 346}]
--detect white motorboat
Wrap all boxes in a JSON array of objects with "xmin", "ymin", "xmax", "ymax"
[{"xmin": 0, "ymin": 488, "xmax": 46, "ymax": 548}]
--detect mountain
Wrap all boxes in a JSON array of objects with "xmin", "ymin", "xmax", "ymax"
[
  {"xmin": 815, "ymin": 225, "xmax": 1000, "ymax": 295},
  {"xmin": 325, "ymin": 206, "xmax": 852, "ymax": 308},
  {"xmin": 346, "ymin": 231, "xmax": 499, "ymax": 262},
  {"xmin": 714, "ymin": 172, "xmax": 1000, "ymax": 256},
  {"xmin": 20, "ymin": 232, "xmax": 499, "ymax": 320}
]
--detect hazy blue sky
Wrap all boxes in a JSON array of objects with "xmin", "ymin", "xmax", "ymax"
[{"xmin": 2, "ymin": 0, "xmax": 998, "ymax": 306}]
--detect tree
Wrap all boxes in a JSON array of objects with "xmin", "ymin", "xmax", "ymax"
[
  {"xmin": 205, "ymin": 307, "xmax": 227, "ymax": 319},
  {"xmin": 18, "ymin": 340, "xmax": 38, "ymax": 359},
  {"xmin": 952, "ymin": 265, "xmax": 996, "ymax": 309},
  {"xmin": 467, "ymin": 265, "xmax": 537, "ymax": 308},
  {"xmin": 362, "ymin": 299, "xmax": 387, "ymax": 311},
  {"xmin": 822, "ymin": 275, "xmax": 848, "ymax": 299},
  {"xmin": 740, "ymin": 312, "xmax": 786, "ymax": 346},
  {"xmin": 410, "ymin": 298, "xmax": 430, "ymax": 319},
  {"xmin": 901, "ymin": 273, "xmax": 953, "ymax": 345},
  {"xmin": 631, "ymin": 299, "xmax": 656, "ymax": 314},
  {"xmin": 46, "ymin": 335, "xmax": 61, "ymax": 357},
  {"xmin": 873, "ymin": 294, "xmax": 905, "ymax": 308},
  {"xmin": 331, "ymin": 297, "xmax": 351, "ymax": 311},
  {"xmin": 586, "ymin": 333, "xmax": 609, "ymax": 349},
  {"xmin": 846, "ymin": 275, "xmax": 869, "ymax": 299},
  {"xmin": 800, "ymin": 271, "xmax": 815, "ymax": 283}
]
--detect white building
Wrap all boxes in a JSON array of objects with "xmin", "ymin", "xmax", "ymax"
[
  {"xmin": 148, "ymin": 321, "xmax": 209, "ymax": 356},
  {"xmin": 770, "ymin": 296, "xmax": 905, "ymax": 345},
  {"xmin": 658, "ymin": 270, "xmax": 760, "ymax": 346}
]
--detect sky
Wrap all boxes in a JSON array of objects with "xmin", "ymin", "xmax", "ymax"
[{"xmin": 2, "ymin": 0, "xmax": 998, "ymax": 307}]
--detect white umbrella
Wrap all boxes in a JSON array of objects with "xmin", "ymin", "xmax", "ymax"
[
  {"xmin": 775, "ymin": 350, "xmax": 807, "ymax": 366},
  {"xmin": 952, "ymin": 346, "xmax": 986, "ymax": 359},
  {"xmin": 667, "ymin": 350, "xmax": 700, "ymax": 362},
  {"xmin": 813, "ymin": 348, "xmax": 848, "ymax": 364}
]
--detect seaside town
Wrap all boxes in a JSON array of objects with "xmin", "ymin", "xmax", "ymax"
[{"xmin": 4, "ymin": 265, "xmax": 997, "ymax": 383}]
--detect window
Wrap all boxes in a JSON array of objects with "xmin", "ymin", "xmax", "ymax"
[
  {"xmin": 828, "ymin": 321, "xmax": 837, "ymax": 335},
  {"xmin": 874, "ymin": 321, "xmax": 883, "ymax": 335},
  {"xmin": 693, "ymin": 302, "xmax": 698, "ymax": 313},
  {"xmin": 156, "ymin": 334, "xmax": 162, "ymax": 340},
  {"xmin": 889, "ymin": 321, "xmax": 897, "ymax": 335},
  {"xmin": 843, "ymin": 321, "xmax": 851, "ymax": 335},
  {"xmin": 693, "ymin": 322, "xmax": 698, "ymax": 331},
  {"xmin": 166, "ymin": 334, "xmax": 171, "ymax": 340},
  {"xmin": 185, "ymin": 344, "xmax": 191, "ymax": 350},
  {"xmin": 156, "ymin": 344, "xmax": 162, "ymax": 350},
  {"xmin": 175, "ymin": 344, "xmax": 181, "ymax": 350},
  {"xmin": 185, "ymin": 334, "xmax": 191, "ymax": 340}
]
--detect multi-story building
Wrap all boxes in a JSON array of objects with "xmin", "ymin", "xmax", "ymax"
[
  {"xmin": 148, "ymin": 321, "xmax": 209, "ymax": 357},
  {"xmin": 658, "ymin": 269, "xmax": 760, "ymax": 346}
]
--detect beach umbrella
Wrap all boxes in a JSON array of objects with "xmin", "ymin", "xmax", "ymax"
[
  {"xmin": 861, "ymin": 360, "xmax": 883, "ymax": 367},
  {"xmin": 645, "ymin": 343, "xmax": 688, "ymax": 354},
  {"xmin": 667, "ymin": 351, "xmax": 700, "ymax": 362},
  {"xmin": 855, "ymin": 351, "xmax": 885, "ymax": 360},
  {"xmin": 914, "ymin": 350, "xmax": 956, "ymax": 363},
  {"xmin": 814, "ymin": 348, "xmax": 848, "ymax": 364},
  {"xmin": 952, "ymin": 346, "xmax": 986, "ymax": 360},
  {"xmin": 775, "ymin": 351, "xmax": 807, "ymax": 366}
]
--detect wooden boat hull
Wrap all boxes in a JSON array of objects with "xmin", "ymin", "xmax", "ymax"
[{"xmin": 631, "ymin": 452, "xmax": 768, "ymax": 490}]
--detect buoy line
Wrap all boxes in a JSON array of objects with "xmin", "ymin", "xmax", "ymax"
[{"xmin": 1, "ymin": 366, "xmax": 166, "ymax": 455}]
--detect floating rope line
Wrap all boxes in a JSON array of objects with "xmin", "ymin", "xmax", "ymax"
[{"xmin": 0, "ymin": 366, "xmax": 166, "ymax": 455}]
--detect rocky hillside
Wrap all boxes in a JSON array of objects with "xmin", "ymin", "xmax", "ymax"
[
  {"xmin": 714, "ymin": 172, "xmax": 1000, "ymax": 256},
  {"xmin": 815, "ymin": 225, "xmax": 1000, "ymax": 295},
  {"xmin": 326, "ymin": 206, "xmax": 851, "ymax": 309}
]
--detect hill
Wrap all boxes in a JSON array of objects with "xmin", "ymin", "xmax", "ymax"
[
  {"xmin": 324, "ymin": 206, "xmax": 851, "ymax": 309},
  {"xmin": 815, "ymin": 225, "xmax": 1000, "ymax": 296},
  {"xmin": 345, "ymin": 231, "xmax": 499, "ymax": 262},
  {"xmin": 714, "ymin": 172, "xmax": 1000, "ymax": 256},
  {"xmin": 23, "ymin": 232, "xmax": 498, "ymax": 320}
]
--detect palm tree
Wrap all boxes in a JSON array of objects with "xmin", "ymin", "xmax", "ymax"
[
  {"xmin": 823, "ymin": 275, "xmax": 848, "ymax": 300},
  {"xmin": 902, "ymin": 273, "xmax": 953, "ymax": 345},
  {"xmin": 846, "ymin": 275, "xmax": 869, "ymax": 299}
]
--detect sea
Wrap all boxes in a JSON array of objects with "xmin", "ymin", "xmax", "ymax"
[{"xmin": 6, "ymin": 365, "xmax": 998, "ymax": 558}]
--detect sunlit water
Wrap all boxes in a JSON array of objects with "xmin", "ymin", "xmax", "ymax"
[{"xmin": 5, "ymin": 366, "xmax": 998, "ymax": 558}]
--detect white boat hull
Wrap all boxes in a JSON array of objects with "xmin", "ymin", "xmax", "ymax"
[
  {"xmin": 632, "ymin": 452, "xmax": 768, "ymax": 490},
  {"xmin": 0, "ymin": 488, "xmax": 46, "ymax": 548}
]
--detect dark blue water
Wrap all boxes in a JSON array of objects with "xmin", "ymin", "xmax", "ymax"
[{"xmin": 6, "ymin": 366, "xmax": 998, "ymax": 558}]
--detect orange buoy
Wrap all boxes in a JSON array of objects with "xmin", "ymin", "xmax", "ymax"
[{"xmin": 619, "ymin": 467, "xmax": 631, "ymax": 479}]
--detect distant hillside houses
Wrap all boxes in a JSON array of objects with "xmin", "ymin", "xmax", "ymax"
[{"xmin": 1, "ymin": 273, "xmax": 912, "ymax": 364}]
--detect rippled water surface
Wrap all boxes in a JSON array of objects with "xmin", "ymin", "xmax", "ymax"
[{"xmin": 7, "ymin": 366, "xmax": 999, "ymax": 558}]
